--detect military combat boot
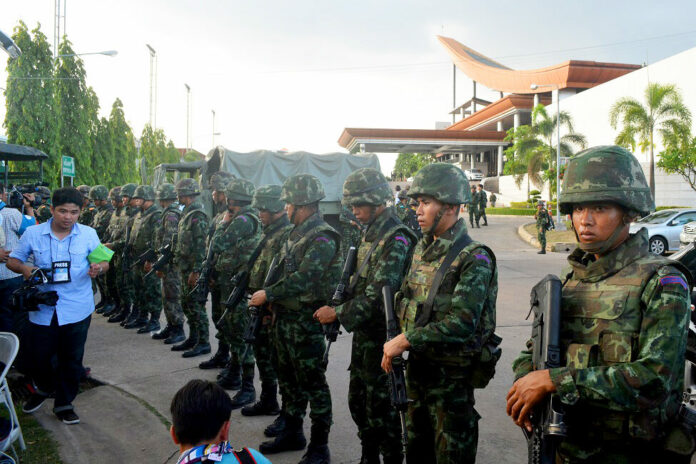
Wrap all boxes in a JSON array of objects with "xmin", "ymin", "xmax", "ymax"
[
  {"xmin": 121, "ymin": 306, "xmax": 138, "ymax": 327},
  {"xmin": 171, "ymin": 328, "xmax": 198, "ymax": 352},
  {"xmin": 151, "ymin": 324, "xmax": 171, "ymax": 340},
  {"xmin": 538, "ymin": 249, "xmax": 546, "ymax": 254},
  {"xmin": 230, "ymin": 375, "xmax": 256, "ymax": 409},
  {"xmin": 217, "ymin": 363, "xmax": 242, "ymax": 390},
  {"xmin": 107, "ymin": 304, "xmax": 130, "ymax": 323},
  {"xmin": 101, "ymin": 301, "xmax": 119, "ymax": 317},
  {"xmin": 137, "ymin": 315, "xmax": 161, "ymax": 334},
  {"xmin": 124, "ymin": 312, "xmax": 148, "ymax": 329},
  {"xmin": 164, "ymin": 325, "xmax": 186, "ymax": 345},
  {"xmin": 241, "ymin": 382, "xmax": 280, "ymax": 416},
  {"xmin": 198, "ymin": 343, "xmax": 230, "ymax": 369},
  {"xmin": 259, "ymin": 416, "xmax": 306, "ymax": 454},
  {"xmin": 264, "ymin": 412, "xmax": 286, "ymax": 437},
  {"xmin": 299, "ymin": 422, "xmax": 331, "ymax": 464},
  {"xmin": 182, "ymin": 342, "xmax": 211, "ymax": 358}
]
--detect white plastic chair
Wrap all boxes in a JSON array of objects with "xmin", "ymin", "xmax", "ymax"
[{"xmin": 0, "ymin": 332, "xmax": 26, "ymax": 463}]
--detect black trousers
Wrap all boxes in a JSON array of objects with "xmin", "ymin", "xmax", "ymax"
[{"xmin": 29, "ymin": 313, "xmax": 91, "ymax": 412}]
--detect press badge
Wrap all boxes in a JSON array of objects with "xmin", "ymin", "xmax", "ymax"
[{"xmin": 51, "ymin": 261, "xmax": 71, "ymax": 283}]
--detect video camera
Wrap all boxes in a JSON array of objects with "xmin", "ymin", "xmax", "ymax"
[
  {"xmin": 6, "ymin": 183, "xmax": 48, "ymax": 210},
  {"xmin": 12, "ymin": 268, "xmax": 59, "ymax": 312}
]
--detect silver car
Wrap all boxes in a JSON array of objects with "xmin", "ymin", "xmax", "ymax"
[
  {"xmin": 464, "ymin": 168, "xmax": 483, "ymax": 181},
  {"xmin": 680, "ymin": 221, "xmax": 696, "ymax": 249},
  {"xmin": 629, "ymin": 208, "xmax": 696, "ymax": 255}
]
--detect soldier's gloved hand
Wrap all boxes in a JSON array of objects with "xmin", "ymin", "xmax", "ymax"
[
  {"xmin": 188, "ymin": 272, "xmax": 200, "ymax": 287},
  {"xmin": 314, "ymin": 306, "xmax": 337, "ymax": 324},
  {"xmin": 506, "ymin": 369, "xmax": 556, "ymax": 431},
  {"xmin": 250, "ymin": 290, "xmax": 267, "ymax": 307}
]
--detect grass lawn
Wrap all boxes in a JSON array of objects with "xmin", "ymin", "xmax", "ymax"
[
  {"xmin": 523, "ymin": 222, "xmax": 576, "ymax": 244},
  {"xmin": 14, "ymin": 408, "xmax": 63, "ymax": 464}
]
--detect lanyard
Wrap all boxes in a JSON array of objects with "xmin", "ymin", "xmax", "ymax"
[{"xmin": 48, "ymin": 234, "xmax": 73, "ymax": 263}]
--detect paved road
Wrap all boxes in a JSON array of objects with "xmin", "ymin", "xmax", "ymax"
[{"xmin": 34, "ymin": 215, "xmax": 572, "ymax": 464}]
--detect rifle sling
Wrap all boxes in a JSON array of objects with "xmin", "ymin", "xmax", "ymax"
[
  {"xmin": 416, "ymin": 233, "xmax": 473, "ymax": 328},
  {"xmin": 347, "ymin": 216, "xmax": 400, "ymax": 294}
]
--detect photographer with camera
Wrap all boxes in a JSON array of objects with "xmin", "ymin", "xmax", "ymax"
[
  {"xmin": 7, "ymin": 187, "xmax": 110, "ymax": 425},
  {"xmin": 0, "ymin": 183, "xmax": 37, "ymax": 332}
]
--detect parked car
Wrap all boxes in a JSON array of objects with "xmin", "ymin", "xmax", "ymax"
[
  {"xmin": 464, "ymin": 168, "xmax": 483, "ymax": 181},
  {"xmin": 680, "ymin": 221, "xmax": 696, "ymax": 249},
  {"xmin": 629, "ymin": 208, "xmax": 696, "ymax": 255}
]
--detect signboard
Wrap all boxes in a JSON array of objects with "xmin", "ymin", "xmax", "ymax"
[{"xmin": 61, "ymin": 155, "xmax": 75, "ymax": 177}]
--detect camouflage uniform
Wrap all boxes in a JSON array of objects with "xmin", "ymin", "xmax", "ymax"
[
  {"xmin": 339, "ymin": 206, "xmax": 362, "ymax": 261},
  {"xmin": 116, "ymin": 184, "xmax": 139, "ymax": 316},
  {"xmin": 337, "ymin": 168, "xmax": 417, "ymax": 463},
  {"xmin": 468, "ymin": 187, "xmax": 479, "ymax": 228},
  {"xmin": 513, "ymin": 146, "xmax": 692, "ymax": 463},
  {"xmin": 211, "ymin": 179, "xmax": 262, "ymax": 392},
  {"xmin": 77, "ymin": 185, "xmax": 96, "ymax": 226},
  {"xmin": 396, "ymin": 191, "xmax": 421, "ymax": 238},
  {"xmin": 35, "ymin": 186, "xmax": 52, "ymax": 223},
  {"xmin": 262, "ymin": 175, "xmax": 340, "ymax": 458},
  {"xmin": 244, "ymin": 185, "xmax": 293, "ymax": 416},
  {"xmin": 154, "ymin": 184, "xmax": 185, "ymax": 331},
  {"xmin": 173, "ymin": 179, "xmax": 210, "ymax": 352},
  {"xmin": 104, "ymin": 187, "xmax": 123, "ymax": 312},
  {"xmin": 90, "ymin": 185, "xmax": 114, "ymax": 308},
  {"xmin": 397, "ymin": 163, "xmax": 498, "ymax": 464},
  {"xmin": 535, "ymin": 205, "xmax": 551, "ymax": 252},
  {"xmin": 476, "ymin": 188, "xmax": 487, "ymax": 226},
  {"xmin": 129, "ymin": 185, "xmax": 163, "ymax": 326}
]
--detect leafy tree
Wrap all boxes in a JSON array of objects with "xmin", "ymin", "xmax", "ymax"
[
  {"xmin": 109, "ymin": 98, "xmax": 138, "ymax": 185},
  {"xmin": 139, "ymin": 125, "xmax": 180, "ymax": 183},
  {"xmin": 609, "ymin": 82, "xmax": 692, "ymax": 197},
  {"xmin": 504, "ymin": 104, "xmax": 586, "ymax": 200},
  {"xmin": 657, "ymin": 125, "xmax": 696, "ymax": 192},
  {"xmin": 392, "ymin": 153, "xmax": 433, "ymax": 180},
  {"xmin": 3, "ymin": 22, "xmax": 56, "ymax": 177}
]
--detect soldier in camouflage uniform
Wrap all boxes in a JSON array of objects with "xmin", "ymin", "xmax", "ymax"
[
  {"xmin": 315, "ymin": 168, "xmax": 416, "ymax": 464},
  {"xmin": 209, "ymin": 179, "xmax": 262, "ymax": 409},
  {"xmin": 102, "ymin": 187, "xmax": 123, "ymax": 318},
  {"xmin": 199, "ymin": 171, "xmax": 236, "ymax": 370},
  {"xmin": 171, "ymin": 178, "xmax": 211, "ymax": 358},
  {"xmin": 382, "ymin": 163, "xmax": 499, "ymax": 464},
  {"xmin": 77, "ymin": 185, "xmax": 96, "ymax": 226},
  {"xmin": 396, "ymin": 189, "xmax": 421, "ymax": 238},
  {"xmin": 476, "ymin": 184, "xmax": 488, "ymax": 226},
  {"xmin": 468, "ymin": 185, "xmax": 479, "ymax": 228},
  {"xmin": 90, "ymin": 185, "xmax": 115, "ymax": 313},
  {"xmin": 125, "ymin": 185, "xmax": 163, "ymax": 332},
  {"xmin": 241, "ymin": 185, "xmax": 293, "ymax": 423},
  {"xmin": 508, "ymin": 146, "xmax": 692, "ymax": 463},
  {"xmin": 535, "ymin": 201, "xmax": 552, "ymax": 254},
  {"xmin": 338, "ymin": 205, "xmax": 362, "ymax": 261},
  {"xmin": 106, "ymin": 183, "xmax": 139, "ymax": 324},
  {"xmin": 146, "ymin": 183, "xmax": 186, "ymax": 344},
  {"xmin": 250, "ymin": 174, "xmax": 340, "ymax": 464},
  {"xmin": 35, "ymin": 186, "xmax": 52, "ymax": 223}
]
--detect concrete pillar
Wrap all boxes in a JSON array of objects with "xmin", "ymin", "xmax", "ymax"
[
  {"xmin": 470, "ymin": 153, "xmax": 474, "ymax": 170},
  {"xmin": 533, "ymin": 93, "xmax": 539, "ymax": 108},
  {"xmin": 497, "ymin": 121, "xmax": 504, "ymax": 175},
  {"xmin": 513, "ymin": 112, "xmax": 520, "ymax": 130}
]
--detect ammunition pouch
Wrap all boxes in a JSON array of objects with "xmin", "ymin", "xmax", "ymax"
[{"xmin": 468, "ymin": 332, "xmax": 503, "ymax": 389}]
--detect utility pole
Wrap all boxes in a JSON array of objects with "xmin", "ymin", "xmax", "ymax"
[
  {"xmin": 146, "ymin": 44, "xmax": 157, "ymax": 129},
  {"xmin": 184, "ymin": 83, "xmax": 191, "ymax": 161},
  {"xmin": 211, "ymin": 110, "xmax": 216, "ymax": 147},
  {"xmin": 53, "ymin": 0, "xmax": 66, "ymax": 59}
]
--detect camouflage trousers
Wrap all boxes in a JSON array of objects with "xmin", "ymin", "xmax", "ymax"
[
  {"xmin": 180, "ymin": 271, "xmax": 209, "ymax": 343},
  {"xmin": 161, "ymin": 269, "xmax": 184, "ymax": 327},
  {"xmin": 118, "ymin": 254, "xmax": 135, "ymax": 306},
  {"xmin": 468, "ymin": 208, "xmax": 479, "ymax": 226},
  {"xmin": 105, "ymin": 256, "xmax": 121, "ymax": 306},
  {"xmin": 135, "ymin": 267, "xmax": 162, "ymax": 319},
  {"xmin": 556, "ymin": 437, "xmax": 691, "ymax": 464},
  {"xmin": 274, "ymin": 307, "xmax": 332, "ymax": 427},
  {"xmin": 405, "ymin": 357, "xmax": 480, "ymax": 464},
  {"xmin": 218, "ymin": 280, "xmax": 254, "ymax": 378},
  {"xmin": 348, "ymin": 331, "xmax": 403, "ymax": 461},
  {"xmin": 476, "ymin": 207, "xmax": 487, "ymax": 225},
  {"xmin": 254, "ymin": 313, "xmax": 278, "ymax": 385},
  {"xmin": 210, "ymin": 284, "xmax": 226, "ymax": 345},
  {"xmin": 537, "ymin": 228, "xmax": 547, "ymax": 250}
]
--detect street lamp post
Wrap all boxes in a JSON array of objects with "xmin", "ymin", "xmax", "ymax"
[
  {"xmin": 146, "ymin": 44, "xmax": 157, "ymax": 129},
  {"xmin": 184, "ymin": 84, "xmax": 191, "ymax": 161},
  {"xmin": 531, "ymin": 83, "xmax": 562, "ymax": 230},
  {"xmin": 56, "ymin": 50, "xmax": 118, "ymax": 58}
]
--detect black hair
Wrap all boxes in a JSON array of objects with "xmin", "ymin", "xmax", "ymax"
[
  {"xmin": 52, "ymin": 187, "xmax": 83, "ymax": 209},
  {"xmin": 395, "ymin": 185, "xmax": 401, "ymax": 191},
  {"xmin": 170, "ymin": 379, "xmax": 232, "ymax": 446}
]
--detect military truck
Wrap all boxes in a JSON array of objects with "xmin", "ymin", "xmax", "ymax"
[{"xmin": 153, "ymin": 148, "xmax": 382, "ymax": 227}]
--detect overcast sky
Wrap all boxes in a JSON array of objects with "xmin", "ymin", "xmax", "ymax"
[{"xmin": 2, "ymin": 0, "xmax": 696, "ymax": 175}]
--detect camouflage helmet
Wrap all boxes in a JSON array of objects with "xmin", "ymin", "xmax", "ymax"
[
  {"xmin": 175, "ymin": 178, "xmax": 201, "ymax": 196},
  {"xmin": 225, "ymin": 178, "xmax": 255, "ymax": 202},
  {"xmin": 120, "ymin": 183, "xmax": 137, "ymax": 198},
  {"xmin": 89, "ymin": 185, "xmax": 108, "ymax": 201},
  {"xmin": 77, "ymin": 185, "xmax": 91, "ymax": 197},
  {"xmin": 209, "ymin": 171, "xmax": 235, "ymax": 191},
  {"xmin": 408, "ymin": 163, "xmax": 471, "ymax": 204},
  {"xmin": 342, "ymin": 168, "xmax": 392, "ymax": 207},
  {"xmin": 156, "ymin": 183, "xmax": 177, "ymax": 200},
  {"xmin": 397, "ymin": 189, "xmax": 409, "ymax": 200},
  {"xmin": 252, "ymin": 185, "xmax": 284, "ymax": 212},
  {"xmin": 109, "ymin": 187, "xmax": 122, "ymax": 201},
  {"xmin": 559, "ymin": 145, "xmax": 654, "ymax": 216},
  {"xmin": 133, "ymin": 185, "xmax": 156, "ymax": 201},
  {"xmin": 36, "ymin": 186, "xmax": 51, "ymax": 199},
  {"xmin": 280, "ymin": 174, "xmax": 325, "ymax": 206}
]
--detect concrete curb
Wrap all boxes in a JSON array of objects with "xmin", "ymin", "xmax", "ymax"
[{"xmin": 517, "ymin": 222, "xmax": 577, "ymax": 253}]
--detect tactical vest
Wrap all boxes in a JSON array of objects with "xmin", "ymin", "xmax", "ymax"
[
  {"xmin": 561, "ymin": 254, "xmax": 687, "ymax": 441},
  {"xmin": 215, "ymin": 209, "xmax": 262, "ymax": 274},
  {"xmin": 131, "ymin": 207, "xmax": 161, "ymax": 253},
  {"xmin": 275, "ymin": 216, "xmax": 341, "ymax": 310},
  {"xmin": 175, "ymin": 205, "xmax": 208, "ymax": 270},
  {"xmin": 398, "ymin": 240, "xmax": 497, "ymax": 367},
  {"xmin": 249, "ymin": 218, "xmax": 293, "ymax": 291},
  {"xmin": 156, "ymin": 205, "xmax": 181, "ymax": 249}
]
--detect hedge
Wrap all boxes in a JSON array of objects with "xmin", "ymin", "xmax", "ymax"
[
  {"xmin": 487, "ymin": 207, "xmax": 557, "ymax": 216},
  {"xmin": 656, "ymin": 206, "xmax": 690, "ymax": 211}
]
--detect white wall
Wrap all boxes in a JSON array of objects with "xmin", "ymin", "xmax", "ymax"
[
  {"xmin": 494, "ymin": 173, "xmax": 551, "ymax": 205},
  {"xmin": 550, "ymin": 46, "xmax": 696, "ymax": 207}
]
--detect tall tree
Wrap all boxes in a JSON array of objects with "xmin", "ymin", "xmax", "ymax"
[
  {"xmin": 3, "ymin": 22, "xmax": 56, "ymax": 176},
  {"xmin": 609, "ymin": 82, "xmax": 692, "ymax": 197},
  {"xmin": 392, "ymin": 153, "xmax": 433, "ymax": 180},
  {"xmin": 53, "ymin": 38, "xmax": 98, "ymax": 185},
  {"xmin": 109, "ymin": 98, "xmax": 138, "ymax": 185}
]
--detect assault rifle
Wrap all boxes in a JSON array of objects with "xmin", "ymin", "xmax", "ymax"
[
  {"xmin": 322, "ymin": 246, "xmax": 357, "ymax": 365},
  {"xmin": 241, "ymin": 257, "xmax": 281, "ymax": 343},
  {"xmin": 523, "ymin": 274, "xmax": 567, "ymax": 464},
  {"xmin": 121, "ymin": 217, "xmax": 134, "ymax": 287},
  {"xmin": 382, "ymin": 285, "xmax": 408, "ymax": 455},
  {"xmin": 189, "ymin": 241, "xmax": 217, "ymax": 303},
  {"xmin": 131, "ymin": 248, "xmax": 157, "ymax": 270},
  {"xmin": 143, "ymin": 234, "xmax": 177, "ymax": 278}
]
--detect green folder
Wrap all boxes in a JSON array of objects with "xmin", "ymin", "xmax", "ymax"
[{"xmin": 88, "ymin": 244, "xmax": 114, "ymax": 263}]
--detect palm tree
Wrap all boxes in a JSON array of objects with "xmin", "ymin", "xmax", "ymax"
[{"xmin": 609, "ymin": 82, "xmax": 692, "ymax": 197}]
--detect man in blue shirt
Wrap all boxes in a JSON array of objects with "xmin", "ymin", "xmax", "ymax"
[
  {"xmin": 8, "ymin": 187, "xmax": 108, "ymax": 425},
  {"xmin": 170, "ymin": 379, "xmax": 272, "ymax": 464}
]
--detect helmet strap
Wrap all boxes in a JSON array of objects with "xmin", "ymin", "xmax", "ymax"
[{"xmin": 425, "ymin": 207, "xmax": 445, "ymax": 236}]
